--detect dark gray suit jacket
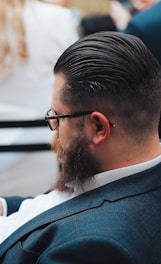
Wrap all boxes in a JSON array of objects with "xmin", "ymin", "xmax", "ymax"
[
  {"xmin": 1, "ymin": 163, "xmax": 161, "ymax": 263},
  {"xmin": 121, "ymin": 2, "xmax": 161, "ymax": 65}
]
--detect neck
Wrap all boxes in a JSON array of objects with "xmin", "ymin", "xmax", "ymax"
[{"xmin": 101, "ymin": 134, "xmax": 161, "ymax": 171}]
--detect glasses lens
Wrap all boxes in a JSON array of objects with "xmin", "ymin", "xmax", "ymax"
[
  {"xmin": 48, "ymin": 109, "xmax": 56, "ymax": 116},
  {"xmin": 47, "ymin": 109, "xmax": 58, "ymax": 130}
]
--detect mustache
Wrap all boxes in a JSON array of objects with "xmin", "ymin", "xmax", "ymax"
[{"xmin": 51, "ymin": 133, "xmax": 65, "ymax": 165}]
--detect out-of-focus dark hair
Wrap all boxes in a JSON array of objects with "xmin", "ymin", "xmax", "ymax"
[{"xmin": 54, "ymin": 31, "xmax": 161, "ymax": 138}]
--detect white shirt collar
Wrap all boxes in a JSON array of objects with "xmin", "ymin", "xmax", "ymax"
[{"xmin": 73, "ymin": 153, "xmax": 161, "ymax": 195}]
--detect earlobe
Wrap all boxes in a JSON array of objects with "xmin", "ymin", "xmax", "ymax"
[{"xmin": 91, "ymin": 112, "xmax": 111, "ymax": 145}]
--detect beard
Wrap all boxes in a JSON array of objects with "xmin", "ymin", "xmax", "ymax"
[{"xmin": 51, "ymin": 132, "xmax": 101, "ymax": 193}]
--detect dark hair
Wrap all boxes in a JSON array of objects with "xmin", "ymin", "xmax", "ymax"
[{"xmin": 54, "ymin": 31, "xmax": 161, "ymax": 136}]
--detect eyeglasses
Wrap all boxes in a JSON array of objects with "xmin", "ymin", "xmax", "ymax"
[
  {"xmin": 45, "ymin": 108, "xmax": 115, "ymax": 131},
  {"xmin": 45, "ymin": 108, "xmax": 93, "ymax": 131}
]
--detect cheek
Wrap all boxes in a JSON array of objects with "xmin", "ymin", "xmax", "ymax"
[
  {"xmin": 58, "ymin": 125, "xmax": 74, "ymax": 151},
  {"xmin": 58, "ymin": 118, "xmax": 85, "ymax": 150}
]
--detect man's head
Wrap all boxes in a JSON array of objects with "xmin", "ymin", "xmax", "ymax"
[{"xmin": 48, "ymin": 32, "xmax": 161, "ymax": 191}]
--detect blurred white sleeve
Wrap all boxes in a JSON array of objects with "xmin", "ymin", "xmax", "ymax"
[{"xmin": 0, "ymin": 198, "xmax": 7, "ymax": 216}]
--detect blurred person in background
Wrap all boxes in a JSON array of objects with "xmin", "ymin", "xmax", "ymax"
[
  {"xmin": 43, "ymin": 0, "xmax": 68, "ymax": 6},
  {"xmin": 80, "ymin": 0, "xmax": 161, "ymax": 74},
  {"xmin": 120, "ymin": 1, "xmax": 161, "ymax": 65},
  {"xmin": 0, "ymin": 0, "xmax": 78, "ymax": 196},
  {"xmin": 80, "ymin": 0, "xmax": 158, "ymax": 35},
  {"xmin": 109, "ymin": 0, "xmax": 158, "ymax": 30}
]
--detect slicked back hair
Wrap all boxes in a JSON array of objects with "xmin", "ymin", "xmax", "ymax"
[{"xmin": 54, "ymin": 32, "xmax": 161, "ymax": 137}]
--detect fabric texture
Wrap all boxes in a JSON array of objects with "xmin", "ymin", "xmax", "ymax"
[{"xmin": 1, "ymin": 162, "xmax": 161, "ymax": 263}]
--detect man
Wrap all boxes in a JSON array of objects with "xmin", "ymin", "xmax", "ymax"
[
  {"xmin": 0, "ymin": 32, "xmax": 161, "ymax": 263},
  {"xmin": 121, "ymin": 1, "xmax": 161, "ymax": 65}
]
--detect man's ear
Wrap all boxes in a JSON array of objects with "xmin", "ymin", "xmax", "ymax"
[{"xmin": 90, "ymin": 112, "xmax": 111, "ymax": 145}]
